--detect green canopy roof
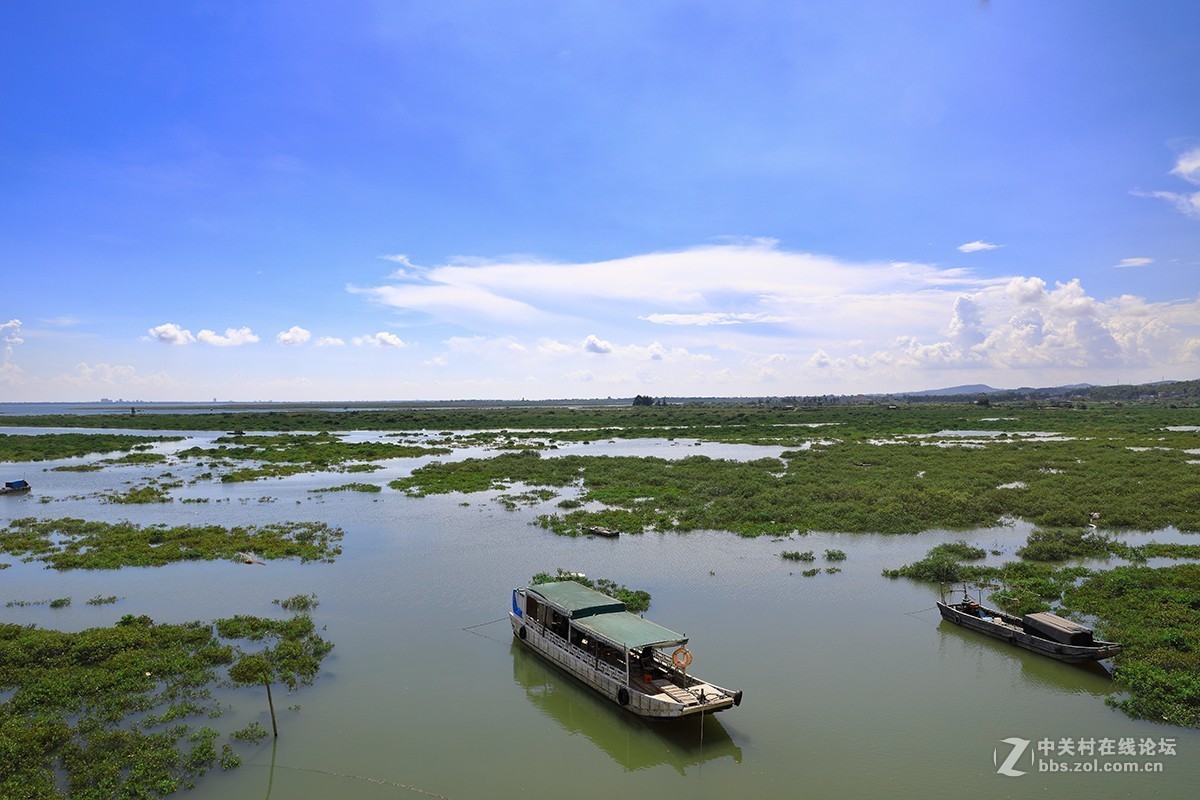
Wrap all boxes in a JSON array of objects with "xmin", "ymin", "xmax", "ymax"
[
  {"xmin": 574, "ymin": 612, "xmax": 687, "ymax": 651},
  {"xmin": 527, "ymin": 581, "xmax": 626, "ymax": 618}
]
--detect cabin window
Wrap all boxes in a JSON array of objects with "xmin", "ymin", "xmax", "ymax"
[
  {"xmin": 549, "ymin": 610, "xmax": 568, "ymax": 639},
  {"xmin": 526, "ymin": 595, "xmax": 542, "ymax": 625}
]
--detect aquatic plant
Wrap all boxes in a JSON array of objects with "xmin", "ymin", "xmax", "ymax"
[
  {"xmin": 1061, "ymin": 565, "xmax": 1200, "ymax": 727},
  {"xmin": 87, "ymin": 595, "xmax": 119, "ymax": 606},
  {"xmin": 0, "ymin": 433, "xmax": 182, "ymax": 462},
  {"xmin": 309, "ymin": 482, "xmax": 382, "ymax": 493},
  {"xmin": 0, "ymin": 517, "xmax": 344, "ymax": 569},
  {"xmin": 0, "ymin": 599, "xmax": 333, "ymax": 797},
  {"xmin": 1016, "ymin": 526, "xmax": 1121, "ymax": 561},
  {"xmin": 824, "ymin": 549, "xmax": 847, "ymax": 561},
  {"xmin": 781, "ymin": 550, "xmax": 815, "ymax": 562}
]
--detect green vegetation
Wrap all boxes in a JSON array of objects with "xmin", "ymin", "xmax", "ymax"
[
  {"xmin": 530, "ymin": 569, "xmax": 652, "ymax": 614},
  {"xmin": 825, "ymin": 549, "xmax": 847, "ymax": 561},
  {"xmin": 49, "ymin": 597, "xmax": 71, "ymax": 609},
  {"xmin": 389, "ymin": 416, "xmax": 1200, "ymax": 534},
  {"xmin": 0, "ymin": 599, "xmax": 333, "ymax": 798},
  {"xmin": 801, "ymin": 568, "xmax": 820, "ymax": 577},
  {"xmin": 309, "ymin": 482, "xmax": 382, "ymax": 493},
  {"xmin": 0, "ymin": 433, "xmax": 182, "ymax": 462},
  {"xmin": 87, "ymin": 595, "xmax": 119, "ymax": 606},
  {"xmin": 0, "ymin": 518, "xmax": 344, "ymax": 569},
  {"xmin": 1061, "ymin": 565, "xmax": 1200, "ymax": 727},
  {"xmin": 781, "ymin": 550, "xmax": 815, "ymax": 562},
  {"xmin": 1016, "ymin": 527, "xmax": 1122, "ymax": 561},
  {"xmin": 178, "ymin": 432, "xmax": 450, "ymax": 482}
]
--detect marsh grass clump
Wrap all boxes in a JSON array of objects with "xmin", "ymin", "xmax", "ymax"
[
  {"xmin": 49, "ymin": 597, "xmax": 71, "ymax": 609},
  {"xmin": 87, "ymin": 595, "xmax": 119, "ymax": 606},
  {"xmin": 801, "ymin": 568, "xmax": 820, "ymax": 577},
  {"xmin": 530, "ymin": 569, "xmax": 651, "ymax": 614},
  {"xmin": 0, "ymin": 518, "xmax": 344, "ymax": 569},
  {"xmin": 824, "ymin": 549, "xmax": 847, "ymax": 561},
  {"xmin": 1016, "ymin": 527, "xmax": 1121, "ymax": 561},
  {"xmin": 781, "ymin": 550, "xmax": 815, "ymax": 562}
]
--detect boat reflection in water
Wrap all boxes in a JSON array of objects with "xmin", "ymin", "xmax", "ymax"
[
  {"xmin": 936, "ymin": 619, "xmax": 1115, "ymax": 697},
  {"xmin": 510, "ymin": 641, "xmax": 742, "ymax": 774}
]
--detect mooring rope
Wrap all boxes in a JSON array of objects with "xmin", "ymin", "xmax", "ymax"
[
  {"xmin": 249, "ymin": 763, "xmax": 453, "ymax": 799},
  {"xmin": 461, "ymin": 616, "xmax": 511, "ymax": 644}
]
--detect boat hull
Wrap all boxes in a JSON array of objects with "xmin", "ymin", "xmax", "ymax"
[
  {"xmin": 937, "ymin": 602, "xmax": 1121, "ymax": 663},
  {"xmin": 510, "ymin": 613, "xmax": 735, "ymax": 719}
]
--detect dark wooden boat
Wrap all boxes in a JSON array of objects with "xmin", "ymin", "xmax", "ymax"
[
  {"xmin": 1, "ymin": 479, "xmax": 30, "ymax": 495},
  {"xmin": 937, "ymin": 586, "xmax": 1121, "ymax": 663}
]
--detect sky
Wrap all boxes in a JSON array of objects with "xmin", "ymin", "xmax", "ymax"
[{"xmin": 2, "ymin": 1, "xmax": 1199, "ymax": 402}]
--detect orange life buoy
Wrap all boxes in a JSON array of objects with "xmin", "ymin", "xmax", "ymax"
[{"xmin": 672, "ymin": 646, "xmax": 693, "ymax": 669}]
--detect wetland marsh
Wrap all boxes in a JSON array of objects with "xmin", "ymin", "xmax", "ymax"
[{"xmin": 2, "ymin": 403, "xmax": 1199, "ymax": 798}]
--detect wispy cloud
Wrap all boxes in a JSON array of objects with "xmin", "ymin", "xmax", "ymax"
[
  {"xmin": 1, "ymin": 319, "xmax": 23, "ymax": 384},
  {"xmin": 314, "ymin": 336, "xmax": 345, "ymax": 347},
  {"xmin": 1133, "ymin": 148, "xmax": 1200, "ymax": 219},
  {"xmin": 1114, "ymin": 257, "xmax": 1153, "ymax": 269},
  {"xmin": 957, "ymin": 240, "xmax": 1002, "ymax": 253}
]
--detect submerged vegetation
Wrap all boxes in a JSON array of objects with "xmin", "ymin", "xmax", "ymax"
[
  {"xmin": 0, "ymin": 518, "xmax": 344, "ymax": 569},
  {"xmin": 0, "ymin": 598, "xmax": 333, "ymax": 798}
]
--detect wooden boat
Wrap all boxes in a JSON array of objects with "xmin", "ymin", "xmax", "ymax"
[
  {"xmin": 937, "ymin": 586, "xmax": 1121, "ymax": 663},
  {"xmin": 1, "ymin": 479, "xmax": 30, "ymax": 495},
  {"xmin": 510, "ymin": 580, "xmax": 742, "ymax": 718}
]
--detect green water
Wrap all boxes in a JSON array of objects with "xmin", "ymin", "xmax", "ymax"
[{"xmin": 2, "ymin": 431, "xmax": 1197, "ymax": 799}]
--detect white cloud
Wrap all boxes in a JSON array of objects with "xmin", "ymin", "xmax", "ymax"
[
  {"xmin": 147, "ymin": 322, "xmax": 196, "ymax": 345},
  {"xmin": 354, "ymin": 331, "xmax": 406, "ymax": 348},
  {"xmin": 1133, "ymin": 149, "xmax": 1200, "ymax": 219},
  {"xmin": 1170, "ymin": 148, "xmax": 1200, "ymax": 184},
  {"xmin": 314, "ymin": 336, "xmax": 345, "ymax": 347},
  {"xmin": 61, "ymin": 362, "xmax": 175, "ymax": 388},
  {"xmin": 641, "ymin": 312, "xmax": 789, "ymax": 326},
  {"xmin": 1114, "ymin": 257, "xmax": 1153, "ymax": 269},
  {"xmin": 957, "ymin": 241, "xmax": 1002, "ymax": 253},
  {"xmin": 582, "ymin": 334, "xmax": 614, "ymax": 354},
  {"xmin": 197, "ymin": 327, "xmax": 259, "ymax": 347},
  {"xmin": 276, "ymin": 326, "xmax": 312, "ymax": 346},
  {"xmin": 0, "ymin": 320, "xmax": 21, "ymax": 385}
]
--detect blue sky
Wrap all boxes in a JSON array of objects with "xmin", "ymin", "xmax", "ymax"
[{"xmin": 2, "ymin": 1, "xmax": 1198, "ymax": 401}]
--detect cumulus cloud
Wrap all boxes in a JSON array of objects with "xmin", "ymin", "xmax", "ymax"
[
  {"xmin": 147, "ymin": 322, "xmax": 196, "ymax": 345},
  {"xmin": 582, "ymin": 334, "xmax": 614, "ymax": 354},
  {"xmin": 276, "ymin": 326, "xmax": 311, "ymax": 346},
  {"xmin": 314, "ymin": 336, "xmax": 345, "ymax": 347},
  {"xmin": 354, "ymin": 332, "xmax": 406, "ymax": 348},
  {"xmin": 957, "ymin": 241, "xmax": 1002, "ymax": 253},
  {"xmin": 197, "ymin": 327, "xmax": 259, "ymax": 347},
  {"xmin": 1114, "ymin": 258, "xmax": 1153, "ymax": 269}
]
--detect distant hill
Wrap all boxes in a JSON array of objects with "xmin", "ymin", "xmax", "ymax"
[{"xmin": 897, "ymin": 384, "xmax": 1000, "ymax": 397}]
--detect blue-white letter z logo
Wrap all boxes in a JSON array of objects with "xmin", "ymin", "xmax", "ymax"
[{"xmin": 994, "ymin": 737, "xmax": 1031, "ymax": 777}]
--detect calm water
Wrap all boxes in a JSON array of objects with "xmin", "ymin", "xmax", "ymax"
[{"xmin": 2, "ymin": 431, "xmax": 1198, "ymax": 799}]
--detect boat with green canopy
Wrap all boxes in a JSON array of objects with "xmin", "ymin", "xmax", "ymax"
[{"xmin": 510, "ymin": 580, "xmax": 742, "ymax": 719}]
